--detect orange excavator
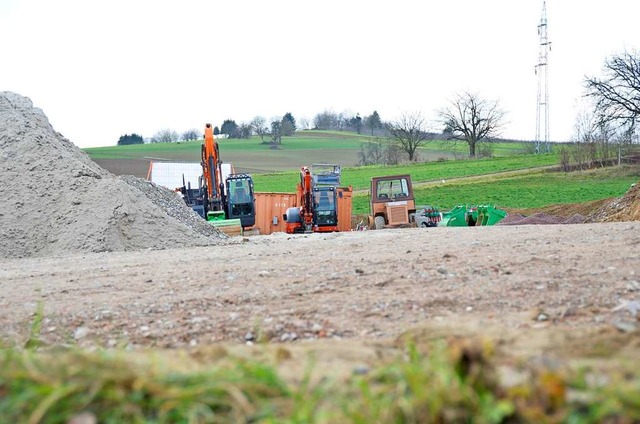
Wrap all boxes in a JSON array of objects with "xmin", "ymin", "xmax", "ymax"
[
  {"xmin": 283, "ymin": 165, "xmax": 339, "ymax": 234},
  {"xmin": 181, "ymin": 123, "xmax": 256, "ymax": 228},
  {"xmin": 202, "ymin": 123, "xmax": 225, "ymax": 212}
]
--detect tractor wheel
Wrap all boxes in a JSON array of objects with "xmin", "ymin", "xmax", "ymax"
[{"xmin": 374, "ymin": 216, "xmax": 385, "ymax": 230}]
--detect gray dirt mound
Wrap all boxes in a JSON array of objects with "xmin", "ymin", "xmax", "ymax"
[{"xmin": 0, "ymin": 91, "xmax": 226, "ymax": 259}]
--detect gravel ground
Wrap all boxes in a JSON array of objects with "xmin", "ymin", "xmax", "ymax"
[{"xmin": 1, "ymin": 222, "xmax": 638, "ymax": 350}]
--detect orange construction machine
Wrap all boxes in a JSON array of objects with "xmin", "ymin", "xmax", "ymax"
[
  {"xmin": 283, "ymin": 164, "xmax": 341, "ymax": 234},
  {"xmin": 368, "ymin": 174, "xmax": 417, "ymax": 229},
  {"xmin": 180, "ymin": 123, "xmax": 256, "ymax": 228}
]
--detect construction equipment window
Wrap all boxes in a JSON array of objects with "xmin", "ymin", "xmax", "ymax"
[
  {"xmin": 229, "ymin": 180, "xmax": 251, "ymax": 204},
  {"xmin": 377, "ymin": 178, "xmax": 409, "ymax": 199},
  {"xmin": 314, "ymin": 190, "xmax": 335, "ymax": 211}
]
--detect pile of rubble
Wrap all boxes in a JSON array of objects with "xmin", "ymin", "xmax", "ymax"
[
  {"xmin": 590, "ymin": 182, "xmax": 640, "ymax": 223},
  {"xmin": 0, "ymin": 91, "xmax": 225, "ymax": 259}
]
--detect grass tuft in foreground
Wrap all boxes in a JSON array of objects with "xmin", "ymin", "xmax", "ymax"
[{"xmin": 1, "ymin": 338, "xmax": 640, "ymax": 423}]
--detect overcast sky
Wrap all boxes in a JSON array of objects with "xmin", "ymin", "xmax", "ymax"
[{"xmin": 1, "ymin": 0, "xmax": 638, "ymax": 148}]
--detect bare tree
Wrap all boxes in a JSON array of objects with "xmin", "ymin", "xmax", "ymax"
[
  {"xmin": 572, "ymin": 105, "xmax": 619, "ymax": 168},
  {"xmin": 181, "ymin": 129, "xmax": 199, "ymax": 142},
  {"xmin": 386, "ymin": 112, "xmax": 429, "ymax": 161},
  {"xmin": 250, "ymin": 116, "xmax": 269, "ymax": 143},
  {"xmin": 438, "ymin": 92, "xmax": 505, "ymax": 157},
  {"xmin": 150, "ymin": 129, "xmax": 179, "ymax": 143},
  {"xmin": 357, "ymin": 139, "xmax": 385, "ymax": 165},
  {"xmin": 357, "ymin": 138, "xmax": 403, "ymax": 166},
  {"xmin": 299, "ymin": 117, "xmax": 310, "ymax": 130},
  {"xmin": 270, "ymin": 118, "xmax": 282, "ymax": 147},
  {"xmin": 313, "ymin": 110, "xmax": 339, "ymax": 130},
  {"xmin": 573, "ymin": 106, "xmax": 599, "ymax": 143},
  {"xmin": 585, "ymin": 50, "xmax": 640, "ymax": 134},
  {"xmin": 238, "ymin": 123, "xmax": 253, "ymax": 139}
]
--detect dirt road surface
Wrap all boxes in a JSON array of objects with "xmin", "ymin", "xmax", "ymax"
[{"xmin": 1, "ymin": 222, "xmax": 638, "ymax": 353}]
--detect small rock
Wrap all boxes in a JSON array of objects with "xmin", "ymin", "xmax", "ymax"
[
  {"xmin": 626, "ymin": 281, "xmax": 640, "ymax": 292},
  {"xmin": 244, "ymin": 331, "xmax": 255, "ymax": 342},
  {"xmin": 612, "ymin": 300, "xmax": 640, "ymax": 317},
  {"xmin": 353, "ymin": 365, "xmax": 369, "ymax": 375},
  {"xmin": 280, "ymin": 332, "xmax": 298, "ymax": 342},
  {"xmin": 536, "ymin": 313, "xmax": 549, "ymax": 322},
  {"xmin": 614, "ymin": 321, "xmax": 637, "ymax": 333},
  {"xmin": 465, "ymin": 306, "xmax": 473, "ymax": 312},
  {"xmin": 73, "ymin": 327, "xmax": 89, "ymax": 340},
  {"xmin": 437, "ymin": 267, "xmax": 448, "ymax": 275},
  {"xmin": 68, "ymin": 412, "xmax": 97, "ymax": 424}
]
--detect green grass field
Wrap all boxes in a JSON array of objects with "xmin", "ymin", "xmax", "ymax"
[
  {"xmin": 350, "ymin": 165, "xmax": 640, "ymax": 215},
  {"xmin": 84, "ymin": 131, "xmax": 533, "ymax": 167},
  {"xmin": 251, "ymin": 154, "xmax": 560, "ymax": 193}
]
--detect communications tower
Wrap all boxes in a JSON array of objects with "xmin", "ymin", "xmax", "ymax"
[{"xmin": 535, "ymin": 0, "xmax": 551, "ymax": 153}]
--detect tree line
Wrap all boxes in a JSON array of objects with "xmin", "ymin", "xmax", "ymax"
[{"xmin": 118, "ymin": 49, "xmax": 639, "ymax": 164}]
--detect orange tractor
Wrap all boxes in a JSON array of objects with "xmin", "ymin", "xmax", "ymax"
[{"xmin": 368, "ymin": 174, "xmax": 418, "ymax": 229}]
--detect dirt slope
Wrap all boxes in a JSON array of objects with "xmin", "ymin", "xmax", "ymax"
[{"xmin": 591, "ymin": 181, "xmax": 640, "ymax": 222}]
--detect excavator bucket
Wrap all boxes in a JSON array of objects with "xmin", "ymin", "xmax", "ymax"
[
  {"xmin": 439, "ymin": 204, "xmax": 507, "ymax": 226},
  {"xmin": 475, "ymin": 204, "xmax": 507, "ymax": 225},
  {"xmin": 206, "ymin": 211, "xmax": 226, "ymax": 222},
  {"xmin": 439, "ymin": 205, "xmax": 469, "ymax": 226}
]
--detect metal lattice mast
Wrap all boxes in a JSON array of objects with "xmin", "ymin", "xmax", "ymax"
[{"xmin": 535, "ymin": 0, "xmax": 551, "ymax": 153}]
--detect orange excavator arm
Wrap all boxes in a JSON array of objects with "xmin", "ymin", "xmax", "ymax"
[
  {"xmin": 300, "ymin": 166, "xmax": 313, "ymax": 227},
  {"xmin": 202, "ymin": 123, "xmax": 222, "ymax": 201}
]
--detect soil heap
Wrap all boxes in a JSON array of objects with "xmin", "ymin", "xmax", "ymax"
[
  {"xmin": 590, "ymin": 181, "xmax": 640, "ymax": 223},
  {"xmin": 0, "ymin": 91, "xmax": 226, "ymax": 259}
]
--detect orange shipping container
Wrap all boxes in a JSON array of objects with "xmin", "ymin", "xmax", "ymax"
[
  {"xmin": 336, "ymin": 186, "xmax": 353, "ymax": 232},
  {"xmin": 253, "ymin": 192, "xmax": 298, "ymax": 235},
  {"xmin": 253, "ymin": 188, "xmax": 352, "ymax": 235}
]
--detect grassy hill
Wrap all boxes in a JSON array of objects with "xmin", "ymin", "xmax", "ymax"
[
  {"xmin": 83, "ymin": 131, "xmax": 639, "ymax": 214},
  {"xmin": 84, "ymin": 131, "xmax": 532, "ymax": 174}
]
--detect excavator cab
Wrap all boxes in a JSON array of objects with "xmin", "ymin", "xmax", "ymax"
[
  {"xmin": 225, "ymin": 175, "xmax": 256, "ymax": 228},
  {"xmin": 313, "ymin": 187, "xmax": 337, "ymax": 229}
]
